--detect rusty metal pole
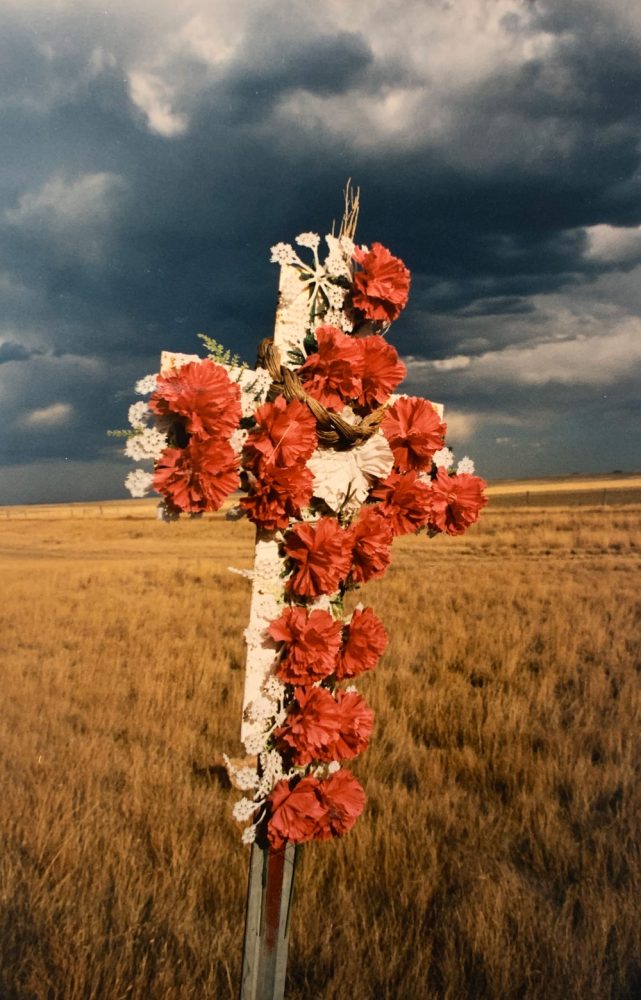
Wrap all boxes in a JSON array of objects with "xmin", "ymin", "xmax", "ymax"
[{"xmin": 239, "ymin": 843, "xmax": 298, "ymax": 1000}]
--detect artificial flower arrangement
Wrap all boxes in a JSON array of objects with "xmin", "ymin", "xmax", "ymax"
[{"xmin": 122, "ymin": 195, "xmax": 487, "ymax": 849}]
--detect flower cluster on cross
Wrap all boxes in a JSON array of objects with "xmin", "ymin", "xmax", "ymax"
[{"xmin": 123, "ymin": 215, "xmax": 487, "ymax": 848}]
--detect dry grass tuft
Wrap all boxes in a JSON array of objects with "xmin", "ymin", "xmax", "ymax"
[{"xmin": 1, "ymin": 500, "xmax": 640, "ymax": 999}]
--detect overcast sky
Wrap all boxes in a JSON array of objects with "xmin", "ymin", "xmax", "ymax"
[{"xmin": 1, "ymin": 0, "xmax": 641, "ymax": 503}]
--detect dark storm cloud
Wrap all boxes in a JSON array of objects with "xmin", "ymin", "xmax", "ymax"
[
  {"xmin": 0, "ymin": 341, "xmax": 38, "ymax": 363},
  {"xmin": 223, "ymin": 31, "xmax": 374, "ymax": 114},
  {"xmin": 1, "ymin": 0, "xmax": 641, "ymax": 502}
]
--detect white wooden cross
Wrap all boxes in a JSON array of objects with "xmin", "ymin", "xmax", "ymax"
[{"xmin": 149, "ymin": 196, "xmax": 455, "ymax": 1000}]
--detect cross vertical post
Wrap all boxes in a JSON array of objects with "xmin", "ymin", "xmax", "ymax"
[{"xmin": 237, "ymin": 262, "xmax": 312, "ymax": 1000}]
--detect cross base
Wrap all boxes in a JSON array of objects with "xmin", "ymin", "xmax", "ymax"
[{"xmin": 240, "ymin": 843, "xmax": 299, "ymax": 1000}]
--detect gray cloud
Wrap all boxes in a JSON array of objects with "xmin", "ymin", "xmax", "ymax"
[{"xmin": 2, "ymin": 0, "xmax": 641, "ymax": 501}]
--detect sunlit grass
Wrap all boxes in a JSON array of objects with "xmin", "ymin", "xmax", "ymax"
[{"xmin": 1, "ymin": 500, "xmax": 640, "ymax": 998}]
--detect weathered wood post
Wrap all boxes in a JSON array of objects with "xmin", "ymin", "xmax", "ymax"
[
  {"xmin": 235, "ymin": 260, "xmax": 316, "ymax": 1000},
  {"xmin": 240, "ymin": 843, "xmax": 298, "ymax": 1000}
]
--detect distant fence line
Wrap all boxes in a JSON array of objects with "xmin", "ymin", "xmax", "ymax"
[
  {"xmin": 2, "ymin": 487, "xmax": 641, "ymax": 520},
  {"xmin": 1, "ymin": 503, "xmax": 158, "ymax": 520},
  {"xmin": 487, "ymin": 487, "xmax": 641, "ymax": 509}
]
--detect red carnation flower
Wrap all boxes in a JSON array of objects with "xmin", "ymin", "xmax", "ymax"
[
  {"xmin": 357, "ymin": 336, "xmax": 407, "ymax": 408},
  {"xmin": 153, "ymin": 439, "xmax": 239, "ymax": 514},
  {"xmin": 352, "ymin": 243, "xmax": 410, "ymax": 323},
  {"xmin": 268, "ymin": 606, "xmax": 342, "ymax": 683},
  {"xmin": 267, "ymin": 776, "xmax": 326, "ymax": 849},
  {"xmin": 314, "ymin": 770, "xmax": 366, "ymax": 840},
  {"xmin": 348, "ymin": 505, "xmax": 393, "ymax": 585},
  {"xmin": 333, "ymin": 690, "xmax": 375, "ymax": 760},
  {"xmin": 275, "ymin": 687, "xmax": 341, "ymax": 766},
  {"xmin": 298, "ymin": 326, "xmax": 364, "ymax": 410},
  {"xmin": 150, "ymin": 359, "xmax": 241, "ymax": 441},
  {"xmin": 369, "ymin": 470, "xmax": 432, "ymax": 536},
  {"xmin": 429, "ymin": 469, "xmax": 488, "ymax": 536},
  {"xmin": 336, "ymin": 606, "xmax": 388, "ymax": 679},
  {"xmin": 244, "ymin": 397, "xmax": 317, "ymax": 470},
  {"xmin": 240, "ymin": 462, "xmax": 313, "ymax": 532},
  {"xmin": 284, "ymin": 517, "xmax": 353, "ymax": 598},
  {"xmin": 382, "ymin": 396, "xmax": 446, "ymax": 472}
]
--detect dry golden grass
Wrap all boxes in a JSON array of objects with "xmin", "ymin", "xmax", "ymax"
[{"xmin": 1, "ymin": 496, "xmax": 640, "ymax": 999}]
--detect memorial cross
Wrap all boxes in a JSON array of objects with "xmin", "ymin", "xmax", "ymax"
[{"xmin": 122, "ymin": 186, "xmax": 487, "ymax": 1000}]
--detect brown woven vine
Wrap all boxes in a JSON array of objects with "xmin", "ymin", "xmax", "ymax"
[{"xmin": 256, "ymin": 338, "xmax": 387, "ymax": 447}]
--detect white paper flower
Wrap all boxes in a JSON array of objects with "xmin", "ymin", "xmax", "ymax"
[
  {"xmin": 296, "ymin": 232, "xmax": 320, "ymax": 250},
  {"xmin": 230, "ymin": 427, "xmax": 248, "ymax": 454},
  {"xmin": 244, "ymin": 695, "xmax": 276, "ymax": 726},
  {"xmin": 457, "ymin": 456, "xmax": 475, "ymax": 474},
  {"xmin": 260, "ymin": 749, "xmax": 285, "ymax": 783},
  {"xmin": 433, "ymin": 447, "xmax": 454, "ymax": 470},
  {"xmin": 324, "ymin": 234, "xmax": 353, "ymax": 279},
  {"xmin": 233, "ymin": 798, "xmax": 259, "ymax": 822},
  {"xmin": 124, "ymin": 427, "xmax": 167, "ymax": 461},
  {"xmin": 308, "ymin": 431, "xmax": 394, "ymax": 513},
  {"xmin": 324, "ymin": 307, "xmax": 353, "ymax": 331},
  {"xmin": 128, "ymin": 402, "xmax": 149, "ymax": 430},
  {"xmin": 263, "ymin": 676, "xmax": 285, "ymax": 702},
  {"xmin": 222, "ymin": 755, "xmax": 260, "ymax": 792},
  {"xmin": 124, "ymin": 468, "xmax": 153, "ymax": 498},
  {"xmin": 227, "ymin": 366, "xmax": 272, "ymax": 418},
  {"xmin": 135, "ymin": 374, "xmax": 157, "ymax": 395},
  {"xmin": 270, "ymin": 242, "xmax": 298, "ymax": 265},
  {"xmin": 324, "ymin": 284, "xmax": 347, "ymax": 309},
  {"xmin": 242, "ymin": 824, "xmax": 257, "ymax": 845},
  {"xmin": 243, "ymin": 732, "xmax": 266, "ymax": 756}
]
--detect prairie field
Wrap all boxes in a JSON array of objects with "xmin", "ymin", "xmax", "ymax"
[{"xmin": 1, "ymin": 488, "xmax": 640, "ymax": 999}]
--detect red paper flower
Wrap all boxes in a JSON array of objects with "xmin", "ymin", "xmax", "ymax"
[
  {"xmin": 268, "ymin": 606, "xmax": 342, "ymax": 683},
  {"xmin": 244, "ymin": 397, "xmax": 317, "ymax": 470},
  {"xmin": 369, "ymin": 470, "xmax": 432, "ymax": 536},
  {"xmin": 348, "ymin": 505, "xmax": 393, "ymax": 585},
  {"xmin": 298, "ymin": 326, "xmax": 364, "ymax": 410},
  {"xmin": 357, "ymin": 336, "xmax": 407, "ymax": 407},
  {"xmin": 382, "ymin": 396, "xmax": 446, "ymax": 472},
  {"xmin": 153, "ymin": 439, "xmax": 239, "ymax": 514},
  {"xmin": 150, "ymin": 360, "xmax": 241, "ymax": 441},
  {"xmin": 429, "ymin": 469, "xmax": 488, "ymax": 536},
  {"xmin": 333, "ymin": 690, "xmax": 375, "ymax": 760},
  {"xmin": 267, "ymin": 776, "xmax": 326, "ymax": 849},
  {"xmin": 314, "ymin": 770, "xmax": 366, "ymax": 840},
  {"xmin": 336, "ymin": 606, "xmax": 388, "ymax": 679},
  {"xmin": 284, "ymin": 517, "xmax": 353, "ymax": 597},
  {"xmin": 275, "ymin": 687, "xmax": 341, "ymax": 766},
  {"xmin": 240, "ymin": 463, "xmax": 313, "ymax": 532},
  {"xmin": 352, "ymin": 243, "xmax": 410, "ymax": 323}
]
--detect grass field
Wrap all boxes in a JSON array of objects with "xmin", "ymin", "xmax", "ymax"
[{"xmin": 1, "ymin": 488, "xmax": 640, "ymax": 999}]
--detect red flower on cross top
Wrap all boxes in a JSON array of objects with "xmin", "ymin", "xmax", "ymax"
[{"xmin": 352, "ymin": 242, "xmax": 411, "ymax": 323}]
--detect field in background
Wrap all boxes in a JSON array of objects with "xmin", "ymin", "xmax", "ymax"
[
  {"xmin": 3, "ymin": 473, "xmax": 641, "ymax": 520},
  {"xmin": 1, "ymin": 486, "xmax": 640, "ymax": 999}
]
